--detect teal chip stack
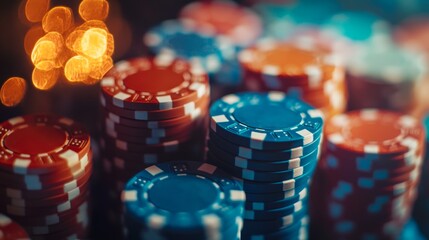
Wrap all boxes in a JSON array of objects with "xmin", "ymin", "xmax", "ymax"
[
  {"xmin": 207, "ymin": 92, "xmax": 324, "ymax": 239},
  {"xmin": 121, "ymin": 161, "xmax": 245, "ymax": 240}
]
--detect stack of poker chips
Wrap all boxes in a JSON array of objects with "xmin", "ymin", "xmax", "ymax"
[
  {"xmin": 143, "ymin": 18, "xmax": 238, "ymax": 101},
  {"xmin": 238, "ymin": 40, "xmax": 347, "ymax": 120},
  {"xmin": 412, "ymin": 114, "xmax": 429, "ymax": 238},
  {"xmin": 99, "ymin": 56, "xmax": 210, "ymax": 236},
  {"xmin": 121, "ymin": 161, "xmax": 245, "ymax": 240},
  {"xmin": 0, "ymin": 213, "xmax": 29, "ymax": 239},
  {"xmin": 206, "ymin": 92, "xmax": 324, "ymax": 239},
  {"xmin": 0, "ymin": 115, "xmax": 92, "ymax": 240},
  {"xmin": 317, "ymin": 109, "xmax": 425, "ymax": 239},
  {"xmin": 346, "ymin": 35, "xmax": 427, "ymax": 112}
]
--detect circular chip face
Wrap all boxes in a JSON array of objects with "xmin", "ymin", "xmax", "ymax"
[
  {"xmin": 180, "ymin": 1, "xmax": 262, "ymax": 46},
  {"xmin": 210, "ymin": 92, "xmax": 324, "ymax": 150},
  {"xmin": 122, "ymin": 161, "xmax": 245, "ymax": 231},
  {"xmin": 0, "ymin": 115, "xmax": 91, "ymax": 174},
  {"xmin": 325, "ymin": 109, "xmax": 424, "ymax": 156},
  {"xmin": 143, "ymin": 19, "xmax": 235, "ymax": 74},
  {"xmin": 0, "ymin": 213, "xmax": 29, "ymax": 240},
  {"xmin": 101, "ymin": 57, "xmax": 209, "ymax": 111}
]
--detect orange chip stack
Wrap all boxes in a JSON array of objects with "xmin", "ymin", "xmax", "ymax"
[{"xmin": 238, "ymin": 40, "xmax": 347, "ymax": 120}]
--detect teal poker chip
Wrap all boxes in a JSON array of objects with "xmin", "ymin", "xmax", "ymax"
[
  {"xmin": 243, "ymin": 198, "xmax": 308, "ymax": 221},
  {"xmin": 207, "ymin": 139, "xmax": 320, "ymax": 172},
  {"xmin": 208, "ymin": 130, "xmax": 322, "ymax": 161},
  {"xmin": 245, "ymin": 188, "xmax": 309, "ymax": 211},
  {"xmin": 143, "ymin": 19, "xmax": 236, "ymax": 74},
  {"xmin": 209, "ymin": 92, "xmax": 324, "ymax": 151},
  {"xmin": 122, "ymin": 161, "xmax": 245, "ymax": 233}
]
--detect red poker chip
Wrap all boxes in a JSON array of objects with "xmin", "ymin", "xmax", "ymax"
[
  {"xmin": 100, "ymin": 92, "xmax": 210, "ymax": 121},
  {"xmin": 0, "ymin": 164, "xmax": 92, "ymax": 199},
  {"xmin": 0, "ymin": 154, "xmax": 92, "ymax": 190},
  {"xmin": 179, "ymin": 1, "xmax": 262, "ymax": 46},
  {"xmin": 103, "ymin": 108, "xmax": 208, "ymax": 129},
  {"xmin": 0, "ymin": 115, "xmax": 91, "ymax": 174},
  {"xmin": 0, "ymin": 213, "xmax": 29, "ymax": 240},
  {"xmin": 100, "ymin": 57, "xmax": 209, "ymax": 111},
  {"xmin": 325, "ymin": 109, "xmax": 424, "ymax": 156},
  {"xmin": 0, "ymin": 191, "xmax": 88, "ymax": 217}
]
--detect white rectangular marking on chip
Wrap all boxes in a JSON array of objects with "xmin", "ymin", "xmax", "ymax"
[
  {"xmin": 296, "ymin": 129, "xmax": 313, "ymax": 145},
  {"xmin": 68, "ymin": 188, "xmax": 80, "ymax": 200},
  {"xmin": 113, "ymin": 92, "xmax": 130, "ymax": 108},
  {"xmin": 222, "ymin": 94, "xmax": 240, "ymax": 104},
  {"xmin": 122, "ymin": 190, "xmax": 138, "ymax": 202},
  {"xmin": 184, "ymin": 102, "xmax": 195, "ymax": 115},
  {"xmin": 13, "ymin": 159, "xmax": 31, "ymax": 174},
  {"xmin": 230, "ymin": 190, "xmax": 246, "ymax": 202},
  {"xmin": 8, "ymin": 116, "xmax": 24, "ymax": 126},
  {"xmin": 146, "ymin": 165, "xmax": 164, "ymax": 176},
  {"xmin": 199, "ymin": 163, "xmax": 216, "ymax": 174},
  {"xmin": 46, "ymin": 214, "xmax": 60, "ymax": 225},
  {"xmin": 268, "ymin": 91, "xmax": 285, "ymax": 101},
  {"xmin": 250, "ymin": 132, "xmax": 266, "ymax": 150},
  {"xmin": 100, "ymin": 76, "xmax": 115, "ymax": 87},
  {"xmin": 293, "ymin": 167, "xmax": 304, "ymax": 177},
  {"xmin": 59, "ymin": 117, "xmax": 73, "ymax": 126},
  {"xmin": 163, "ymin": 140, "xmax": 179, "ymax": 152},
  {"xmin": 156, "ymin": 95, "xmax": 173, "ymax": 110},
  {"xmin": 308, "ymin": 109, "xmax": 323, "ymax": 119},
  {"xmin": 134, "ymin": 111, "xmax": 148, "ymax": 120},
  {"xmin": 360, "ymin": 109, "xmax": 378, "ymax": 120},
  {"xmin": 109, "ymin": 113, "xmax": 120, "ymax": 122},
  {"xmin": 283, "ymin": 179, "xmax": 296, "ymax": 190},
  {"xmin": 64, "ymin": 180, "xmax": 78, "ymax": 192},
  {"xmin": 57, "ymin": 201, "xmax": 71, "ymax": 212},
  {"xmin": 148, "ymin": 214, "xmax": 166, "ymax": 230},
  {"xmin": 115, "ymin": 60, "xmax": 131, "ymax": 72},
  {"xmin": 282, "ymin": 215, "xmax": 294, "ymax": 226},
  {"xmin": 364, "ymin": 145, "xmax": 379, "ymax": 154},
  {"xmin": 60, "ymin": 150, "xmax": 79, "ymax": 167}
]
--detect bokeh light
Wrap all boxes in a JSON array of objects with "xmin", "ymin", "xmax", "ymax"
[
  {"xmin": 31, "ymin": 31, "xmax": 64, "ymax": 71},
  {"xmin": 25, "ymin": 0, "xmax": 50, "ymax": 23},
  {"xmin": 32, "ymin": 67, "xmax": 59, "ymax": 90},
  {"xmin": 64, "ymin": 55, "xmax": 90, "ymax": 82},
  {"xmin": 81, "ymin": 28, "xmax": 108, "ymax": 59},
  {"xmin": 0, "ymin": 77, "xmax": 27, "ymax": 107},
  {"xmin": 24, "ymin": 25, "xmax": 44, "ymax": 56},
  {"xmin": 79, "ymin": 0, "xmax": 109, "ymax": 21},
  {"xmin": 42, "ymin": 6, "xmax": 74, "ymax": 34}
]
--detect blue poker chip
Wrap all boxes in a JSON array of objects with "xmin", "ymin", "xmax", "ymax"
[
  {"xmin": 143, "ymin": 19, "xmax": 236, "ymax": 74},
  {"xmin": 209, "ymin": 92, "xmax": 324, "ymax": 150},
  {"xmin": 213, "ymin": 59, "xmax": 243, "ymax": 87},
  {"xmin": 208, "ymin": 140, "xmax": 320, "ymax": 172},
  {"xmin": 209, "ymin": 131, "xmax": 322, "ymax": 161},
  {"xmin": 243, "ymin": 198, "xmax": 308, "ymax": 221},
  {"xmin": 242, "ymin": 212, "xmax": 309, "ymax": 239},
  {"xmin": 121, "ymin": 161, "xmax": 245, "ymax": 234},
  {"xmin": 243, "ymin": 179, "xmax": 309, "ymax": 203},
  {"xmin": 322, "ymin": 11, "xmax": 391, "ymax": 42},
  {"xmin": 245, "ymin": 188, "xmax": 309, "ymax": 211},
  {"xmin": 210, "ymin": 153, "xmax": 317, "ymax": 182}
]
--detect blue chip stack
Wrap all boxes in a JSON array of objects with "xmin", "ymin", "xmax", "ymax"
[
  {"xmin": 121, "ymin": 161, "xmax": 246, "ymax": 240},
  {"xmin": 206, "ymin": 92, "xmax": 324, "ymax": 239}
]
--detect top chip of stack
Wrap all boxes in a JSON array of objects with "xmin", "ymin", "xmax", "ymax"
[
  {"xmin": 0, "ymin": 114, "xmax": 92, "ymax": 240},
  {"xmin": 207, "ymin": 91, "xmax": 324, "ymax": 239},
  {"xmin": 239, "ymin": 40, "xmax": 347, "ymax": 119},
  {"xmin": 317, "ymin": 109, "xmax": 425, "ymax": 239},
  {"xmin": 121, "ymin": 161, "xmax": 245, "ymax": 240}
]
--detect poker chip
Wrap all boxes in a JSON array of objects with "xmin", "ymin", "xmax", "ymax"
[
  {"xmin": 179, "ymin": 1, "xmax": 262, "ymax": 47},
  {"xmin": 314, "ymin": 109, "xmax": 425, "ymax": 239},
  {"xmin": 0, "ymin": 115, "xmax": 92, "ymax": 239},
  {"xmin": 207, "ymin": 92, "xmax": 323, "ymax": 239},
  {"xmin": 238, "ymin": 40, "xmax": 347, "ymax": 119},
  {"xmin": 143, "ymin": 19, "xmax": 235, "ymax": 74},
  {"xmin": 99, "ymin": 56, "xmax": 210, "ymax": 237},
  {"xmin": 121, "ymin": 161, "xmax": 245, "ymax": 240},
  {"xmin": 346, "ymin": 35, "xmax": 427, "ymax": 112},
  {"xmin": 0, "ymin": 213, "xmax": 29, "ymax": 240}
]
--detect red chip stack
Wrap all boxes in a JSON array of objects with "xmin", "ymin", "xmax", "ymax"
[
  {"xmin": 316, "ymin": 109, "xmax": 425, "ymax": 239},
  {"xmin": 238, "ymin": 39, "xmax": 347, "ymax": 120},
  {"xmin": 0, "ymin": 213, "xmax": 29, "ymax": 240},
  {"xmin": 0, "ymin": 114, "xmax": 92, "ymax": 240},
  {"xmin": 98, "ymin": 56, "xmax": 210, "ymax": 237}
]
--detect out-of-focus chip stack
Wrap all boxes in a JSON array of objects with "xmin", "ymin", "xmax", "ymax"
[
  {"xmin": 412, "ymin": 114, "xmax": 429, "ymax": 238},
  {"xmin": 143, "ymin": 19, "xmax": 238, "ymax": 101},
  {"xmin": 0, "ymin": 213, "xmax": 29, "ymax": 240},
  {"xmin": 121, "ymin": 161, "xmax": 245, "ymax": 240},
  {"xmin": 316, "ymin": 109, "xmax": 425, "ymax": 239},
  {"xmin": 98, "ymin": 56, "xmax": 210, "ymax": 237},
  {"xmin": 346, "ymin": 36, "xmax": 427, "ymax": 113},
  {"xmin": 0, "ymin": 115, "xmax": 92, "ymax": 240},
  {"xmin": 207, "ymin": 92, "xmax": 324, "ymax": 239},
  {"xmin": 238, "ymin": 40, "xmax": 347, "ymax": 120},
  {"xmin": 178, "ymin": 1, "xmax": 262, "ymax": 99}
]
